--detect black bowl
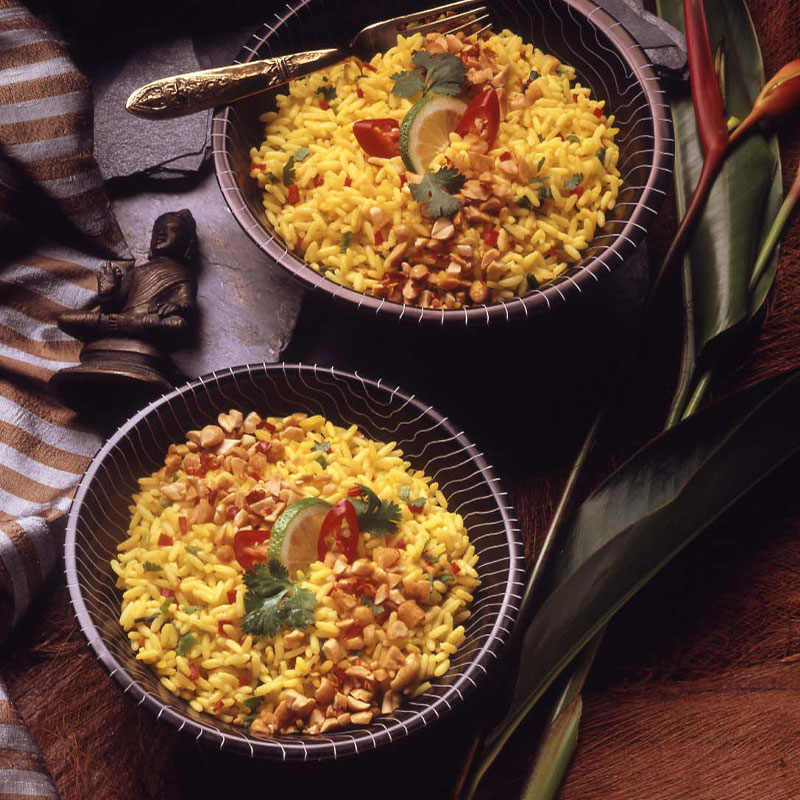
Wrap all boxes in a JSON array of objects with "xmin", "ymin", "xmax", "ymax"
[
  {"xmin": 64, "ymin": 364, "xmax": 524, "ymax": 760},
  {"xmin": 213, "ymin": 0, "xmax": 672, "ymax": 325}
]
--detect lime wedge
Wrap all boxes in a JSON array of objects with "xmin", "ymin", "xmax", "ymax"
[
  {"xmin": 268, "ymin": 498, "xmax": 331, "ymax": 574},
  {"xmin": 400, "ymin": 95, "xmax": 467, "ymax": 173}
]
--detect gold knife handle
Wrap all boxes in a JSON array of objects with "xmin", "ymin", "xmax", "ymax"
[{"xmin": 125, "ymin": 48, "xmax": 346, "ymax": 119}]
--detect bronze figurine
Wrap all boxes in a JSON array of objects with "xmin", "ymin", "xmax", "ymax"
[{"xmin": 51, "ymin": 209, "xmax": 198, "ymax": 415}]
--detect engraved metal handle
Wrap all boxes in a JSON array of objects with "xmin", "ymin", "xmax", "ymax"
[{"xmin": 125, "ymin": 48, "xmax": 346, "ymax": 119}]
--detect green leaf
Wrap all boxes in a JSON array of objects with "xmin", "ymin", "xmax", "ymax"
[
  {"xmin": 143, "ymin": 561, "xmax": 161, "ymax": 572},
  {"xmin": 361, "ymin": 594, "xmax": 384, "ymax": 615},
  {"xmin": 243, "ymin": 590, "xmax": 289, "ymax": 638},
  {"xmin": 314, "ymin": 453, "xmax": 328, "ymax": 468},
  {"xmin": 391, "ymin": 69, "xmax": 425, "ymax": 98},
  {"xmin": 596, "ymin": 147, "xmax": 606, "ymax": 166},
  {"xmin": 315, "ymin": 84, "xmax": 337, "ymax": 102},
  {"xmin": 350, "ymin": 484, "xmax": 402, "ymax": 536},
  {"xmin": 529, "ymin": 70, "xmax": 541, "ymax": 82},
  {"xmin": 159, "ymin": 597, "xmax": 172, "ymax": 615},
  {"xmin": 516, "ymin": 195, "xmax": 535, "ymax": 211},
  {"xmin": 657, "ymin": 0, "xmax": 782, "ymax": 367},
  {"xmin": 185, "ymin": 545, "xmax": 201, "ymax": 556},
  {"xmin": 566, "ymin": 135, "xmax": 580, "ymax": 144},
  {"xmin": 563, "ymin": 173, "xmax": 583, "ymax": 191},
  {"xmin": 412, "ymin": 50, "xmax": 467, "ymax": 96},
  {"xmin": 398, "ymin": 485, "xmax": 411, "ymax": 501},
  {"xmin": 134, "ymin": 613, "xmax": 159, "ymax": 624},
  {"xmin": 410, "ymin": 167, "xmax": 465, "ymax": 218},
  {"xmin": 473, "ymin": 368, "xmax": 800, "ymax": 790},
  {"xmin": 311, "ymin": 440, "xmax": 331, "ymax": 454},
  {"xmin": 176, "ymin": 632, "xmax": 197, "ymax": 656},
  {"xmin": 283, "ymin": 146, "xmax": 311, "ymax": 186},
  {"xmin": 339, "ymin": 231, "xmax": 352, "ymax": 253},
  {"xmin": 538, "ymin": 185, "xmax": 553, "ymax": 201}
]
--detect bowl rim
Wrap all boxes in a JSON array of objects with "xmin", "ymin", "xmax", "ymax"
[
  {"xmin": 64, "ymin": 362, "xmax": 525, "ymax": 760},
  {"xmin": 212, "ymin": 0, "xmax": 673, "ymax": 326}
]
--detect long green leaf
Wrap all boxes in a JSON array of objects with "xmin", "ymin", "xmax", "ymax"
[
  {"xmin": 463, "ymin": 368, "xmax": 800, "ymax": 797},
  {"xmin": 658, "ymin": 0, "xmax": 782, "ymax": 364}
]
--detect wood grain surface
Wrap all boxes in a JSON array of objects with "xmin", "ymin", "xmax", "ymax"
[{"xmin": 2, "ymin": 1, "xmax": 800, "ymax": 798}]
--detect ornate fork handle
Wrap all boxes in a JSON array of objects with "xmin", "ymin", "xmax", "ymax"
[{"xmin": 126, "ymin": 48, "xmax": 346, "ymax": 119}]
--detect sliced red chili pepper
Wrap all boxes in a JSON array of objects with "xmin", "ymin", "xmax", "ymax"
[
  {"xmin": 454, "ymin": 86, "xmax": 500, "ymax": 150},
  {"xmin": 450, "ymin": 562, "xmax": 461, "ymax": 575},
  {"xmin": 239, "ymin": 675, "xmax": 250, "ymax": 687},
  {"xmin": 233, "ymin": 528, "xmax": 272, "ymax": 571},
  {"xmin": 250, "ymin": 161, "xmax": 266, "ymax": 170},
  {"xmin": 313, "ymin": 174, "xmax": 324, "ymax": 187},
  {"xmin": 482, "ymin": 229, "xmax": 499, "ymax": 247},
  {"xmin": 347, "ymin": 486, "xmax": 363, "ymax": 497},
  {"xmin": 214, "ymin": 700, "xmax": 224, "ymax": 712},
  {"xmin": 362, "ymin": 61, "xmax": 377, "ymax": 73},
  {"xmin": 498, "ymin": 151, "xmax": 513, "ymax": 162},
  {"xmin": 246, "ymin": 489, "xmax": 266, "ymax": 505},
  {"xmin": 217, "ymin": 620, "xmax": 231, "ymax": 636},
  {"xmin": 249, "ymin": 472, "xmax": 261, "ymax": 481},
  {"xmin": 257, "ymin": 420, "xmax": 276, "ymax": 432},
  {"xmin": 408, "ymin": 504, "xmax": 424, "ymax": 514},
  {"xmin": 208, "ymin": 489, "xmax": 218, "ymax": 507},
  {"xmin": 158, "ymin": 534, "xmax": 173, "ymax": 547},
  {"xmin": 345, "ymin": 176, "xmax": 352, "ymax": 187},
  {"xmin": 255, "ymin": 440, "xmax": 270, "ymax": 455},
  {"xmin": 161, "ymin": 588, "xmax": 174, "ymax": 598},
  {"xmin": 317, "ymin": 499, "xmax": 360, "ymax": 562},
  {"xmin": 374, "ymin": 228, "xmax": 384, "ymax": 246},
  {"xmin": 573, "ymin": 185, "xmax": 584, "ymax": 197},
  {"xmin": 178, "ymin": 516, "xmax": 187, "ymax": 535},
  {"xmin": 189, "ymin": 663, "xmax": 200, "ymax": 681},
  {"xmin": 549, "ymin": 245, "xmax": 557, "ymax": 257},
  {"xmin": 226, "ymin": 506, "xmax": 237, "ymax": 520},
  {"xmin": 353, "ymin": 118, "xmax": 400, "ymax": 158},
  {"xmin": 593, "ymin": 107, "xmax": 603, "ymax": 118},
  {"xmin": 286, "ymin": 185, "xmax": 300, "ymax": 204},
  {"xmin": 320, "ymin": 99, "xmax": 330, "ymax": 110},
  {"xmin": 227, "ymin": 590, "xmax": 237, "ymax": 604},
  {"xmin": 356, "ymin": 87, "xmax": 364, "ymax": 99}
]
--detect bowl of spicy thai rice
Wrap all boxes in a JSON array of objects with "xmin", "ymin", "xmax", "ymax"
[
  {"xmin": 65, "ymin": 364, "xmax": 524, "ymax": 759},
  {"xmin": 214, "ymin": 0, "xmax": 671, "ymax": 324}
]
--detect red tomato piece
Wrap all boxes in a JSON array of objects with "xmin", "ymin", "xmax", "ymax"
[
  {"xmin": 233, "ymin": 528, "xmax": 272, "ymax": 571},
  {"xmin": 158, "ymin": 534, "xmax": 173, "ymax": 546},
  {"xmin": 455, "ymin": 87, "xmax": 500, "ymax": 149},
  {"xmin": 353, "ymin": 118, "xmax": 400, "ymax": 158},
  {"xmin": 317, "ymin": 499, "xmax": 361, "ymax": 562},
  {"xmin": 286, "ymin": 185, "xmax": 300, "ymax": 204}
]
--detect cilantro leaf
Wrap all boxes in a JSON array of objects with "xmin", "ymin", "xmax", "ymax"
[
  {"xmin": 422, "ymin": 552, "xmax": 439, "ymax": 565},
  {"xmin": 243, "ymin": 697, "xmax": 262, "ymax": 710},
  {"xmin": 182, "ymin": 604, "xmax": 203, "ymax": 614},
  {"xmin": 176, "ymin": 632, "xmax": 197, "ymax": 656},
  {"xmin": 143, "ymin": 561, "xmax": 161, "ymax": 572},
  {"xmin": 265, "ymin": 171, "xmax": 280, "ymax": 184},
  {"xmin": 135, "ymin": 613, "xmax": 159, "ymax": 624},
  {"xmin": 391, "ymin": 69, "xmax": 425, "ymax": 98},
  {"xmin": 315, "ymin": 84, "xmax": 337, "ymax": 102},
  {"xmin": 564, "ymin": 172, "xmax": 584, "ymax": 191},
  {"xmin": 516, "ymin": 195, "xmax": 535, "ymax": 211},
  {"xmin": 314, "ymin": 453, "xmax": 328, "ymax": 468},
  {"xmin": 537, "ymin": 156, "xmax": 546, "ymax": 172},
  {"xmin": 241, "ymin": 559, "xmax": 316, "ymax": 638},
  {"xmin": 392, "ymin": 51, "xmax": 466, "ymax": 98},
  {"xmin": 312, "ymin": 440, "xmax": 331, "ymax": 453},
  {"xmin": 159, "ymin": 597, "xmax": 172, "ymax": 615},
  {"xmin": 398, "ymin": 485, "xmax": 411, "ymax": 501},
  {"xmin": 340, "ymin": 231, "xmax": 352, "ymax": 253},
  {"xmin": 361, "ymin": 594, "xmax": 384, "ymax": 615},
  {"xmin": 410, "ymin": 167, "xmax": 465, "ymax": 218},
  {"xmin": 283, "ymin": 146, "xmax": 311, "ymax": 186},
  {"xmin": 596, "ymin": 147, "xmax": 606, "ymax": 166},
  {"xmin": 538, "ymin": 184, "xmax": 553, "ymax": 201},
  {"xmin": 529, "ymin": 69, "xmax": 541, "ymax": 82},
  {"xmin": 350, "ymin": 484, "xmax": 402, "ymax": 536},
  {"xmin": 566, "ymin": 135, "xmax": 580, "ymax": 143},
  {"xmin": 185, "ymin": 545, "xmax": 201, "ymax": 556}
]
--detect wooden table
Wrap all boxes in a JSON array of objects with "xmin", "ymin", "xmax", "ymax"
[{"xmin": 2, "ymin": 1, "xmax": 799, "ymax": 797}]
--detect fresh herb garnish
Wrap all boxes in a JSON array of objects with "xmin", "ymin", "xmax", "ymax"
[
  {"xmin": 349, "ymin": 484, "xmax": 402, "ymax": 536},
  {"xmin": 422, "ymin": 552, "xmax": 439, "ymax": 565},
  {"xmin": 537, "ymin": 156, "xmax": 546, "ymax": 172},
  {"xmin": 265, "ymin": 171, "xmax": 280, "ymax": 184},
  {"xmin": 176, "ymin": 632, "xmax": 197, "ymax": 656},
  {"xmin": 182, "ymin": 605, "xmax": 203, "ymax": 614},
  {"xmin": 159, "ymin": 597, "xmax": 172, "ymax": 615},
  {"xmin": 566, "ymin": 135, "xmax": 580, "ymax": 143},
  {"xmin": 428, "ymin": 572, "xmax": 455, "ymax": 586},
  {"xmin": 143, "ymin": 561, "xmax": 161, "ymax": 572},
  {"xmin": 315, "ymin": 84, "xmax": 337, "ymax": 103},
  {"xmin": 340, "ymin": 231, "xmax": 352, "ymax": 253},
  {"xmin": 527, "ymin": 273, "xmax": 540, "ymax": 289},
  {"xmin": 529, "ymin": 69, "xmax": 541, "ymax": 82},
  {"xmin": 283, "ymin": 146, "xmax": 311, "ymax": 187},
  {"xmin": 596, "ymin": 147, "xmax": 606, "ymax": 166},
  {"xmin": 314, "ymin": 453, "xmax": 328, "ymax": 469},
  {"xmin": 516, "ymin": 195, "xmax": 536, "ymax": 211},
  {"xmin": 312, "ymin": 440, "xmax": 331, "ymax": 454},
  {"xmin": 135, "ymin": 613, "xmax": 160, "ymax": 624},
  {"xmin": 407, "ymin": 497, "xmax": 426, "ymax": 512},
  {"xmin": 391, "ymin": 50, "xmax": 467, "ymax": 98},
  {"xmin": 243, "ymin": 697, "xmax": 262, "ymax": 710},
  {"xmin": 186, "ymin": 545, "xmax": 201, "ymax": 556},
  {"xmin": 398, "ymin": 485, "xmax": 411, "ymax": 501},
  {"xmin": 564, "ymin": 172, "xmax": 584, "ymax": 191},
  {"xmin": 361, "ymin": 594, "xmax": 384, "ymax": 615},
  {"xmin": 241, "ymin": 560, "xmax": 317, "ymax": 638},
  {"xmin": 538, "ymin": 184, "xmax": 553, "ymax": 201},
  {"xmin": 409, "ymin": 166, "xmax": 465, "ymax": 218}
]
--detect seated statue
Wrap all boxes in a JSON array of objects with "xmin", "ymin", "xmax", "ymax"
[
  {"xmin": 52, "ymin": 209, "xmax": 198, "ymax": 415},
  {"xmin": 59, "ymin": 209, "xmax": 197, "ymax": 348}
]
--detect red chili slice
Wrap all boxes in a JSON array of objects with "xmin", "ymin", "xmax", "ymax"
[
  {"xmin": 356, "ymin": 87, "xmax": 364, "ymax": 98},
  {"xmin": 353, "ymin": 118, "xmax": 400, "ymax": 158},
  {"xmin": 227, "ymin": 590, "xmax": 237, "ymax": 604},
  {"xmin": 317, "ymin": 499, "xmax": 361, "ymax": 562},
  {"xmin": 189, "ymin": 663, "xmax": 200, "ymax": 681},
  {"xmin": 347, "ymin": 486, "xmax": 363, "ymax": 497},
  {"xmin": 178, "ymin": 516, "xmax": 187, "ymax": 535},
  {"xmin": 482, "ymin": 229, "xmax": 499, "ymax": 247},
  {"xmin": 239, "ymin": 675, "xmax": 250, "ymax": 687},
  {"xmin": 233, "ymin": 528, "xmax": 272, "ymax": 571},
  {"xmin": 214, "ymin": 700, "xmax": 224, "ymax": 712},
  {"xmin": 455, "ymin": 86, "xmax": 500, "ymax": 149},
  {"xmin": 161, "ymin": 588, "xmax": 174, "ymax": 598},
  {"xmin": 286, "ymin": 185, "xmax": 300, "ymax": 204},
  {"xmin": 158, "ymin": 534, "xmax": 173, "ymax": 546}
]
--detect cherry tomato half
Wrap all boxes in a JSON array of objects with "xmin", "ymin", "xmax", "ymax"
[
  {"xmin": 353, "ymin": 118, "xmax": 401, "ymax": 158},
  {"xmin": 455, "ymin": 86, "xmax": 500, "ymax": 149},
  {"xmin": 317, "ymin": 499, "xmax": 361, "ymax": 562},
  {"xmin": 233, "ymin": 528, "xmax": 271, "ymax": 571}
]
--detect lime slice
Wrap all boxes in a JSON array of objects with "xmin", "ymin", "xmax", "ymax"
[
  {"xmin": 268, "ymin": 497, "xmax": 331, "ymax": 574},
  {"xmin": 400, "ymin": 95, "xmax": 467, "ymax": 173}
]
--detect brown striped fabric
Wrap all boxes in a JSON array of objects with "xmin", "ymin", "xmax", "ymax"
[{"xmin": 0, "ymin": 3, "xmax": 132, "ymax": 798}]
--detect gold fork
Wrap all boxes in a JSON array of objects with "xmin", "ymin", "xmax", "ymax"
[{"xmin": 126, "ymin": 0, "xmax": 490, "ymax": 119}]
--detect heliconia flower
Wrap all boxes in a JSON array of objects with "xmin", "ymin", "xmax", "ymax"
[{"xmin": 730, "ymin": 58, "xmax": 800, "ymax": 144}]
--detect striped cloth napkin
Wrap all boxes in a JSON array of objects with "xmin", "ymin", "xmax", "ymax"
[{"xmin": 0, "ymin": 1, "xmax": 130, "ymax": 796}]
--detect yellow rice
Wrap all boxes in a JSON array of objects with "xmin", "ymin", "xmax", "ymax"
[
  {"xmin": 112, "ymin": 411, "xmax": 479, "ymax": 734},
  {"xmin": 249, "ymin": 28, "xmax": 621, "ymax": 304}
]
